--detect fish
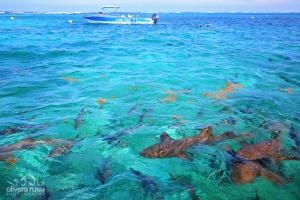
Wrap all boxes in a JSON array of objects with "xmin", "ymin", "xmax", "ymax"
[
  {"xmin": 41, "ymin": 185, "xmax": 51, "ymax": 200},
  {"xmin": 47, "ymin": 136, "xmax": 84, "ymax": 158},
  {"xmin": 102, "ymin": 124, "xmax": 143, "ymax": 146},
  {"xmin": 203, "ymin": 82, "xmax": 244, "ymax": 100},
  {"xmin": 95, "ymin": 159, "xmax": 113, "ymax": 184},
  {"xmin": 0, "ymin": 126, "xmax": 23, "ymax": 135},
  {"xmin": 236, "ymin": 139, "xmax": 300, "ymax": 162},
  {"xmin": 97, "ymin": 98, "xmax": 108, "ymax": 104},
  {"xmin": 36, "ymin": 185, "xmax": 51, "ymax": 200},
  {"xmin": 130, "ymin": 168, "xmax": 163, "ymax": 200},
  {"xmin": 227, "ymin": 149, "xmax": 288, "ymax": 185},
  {"xmin": 279, "ymin": 87, "xmax": 294, "ymax": 94},
  {"xmin": 0, "ymin": 153, "xmax": 9, "ymax": 161},
  {"xmin": 279, "ymin": 75, "xmax": 300, "ymax": 87},
  {"xmin": 139, "ymin": 108, "xmax": 152, "ymax": 123},
  {"xmin": 0, "ymin": 138, "xmax": 72, "ymax": 154},
  {"xmin": 289, "ymin": 124, "xmax": 300, "ymax": 149},
  {"xmin": 232, "ymin": 160, "xmax": 287, "ymax": 184},
  {"xmin": 254, "ymin": 191, "xmax": 261, "ymax": 200},
  {"xmin": 259, "ymin": 120, "xmax": 285, "ymax": 134},
  {"xmin": 239, "ymin": 106, "xmax": 255, "ymax": 114},
  {"xmin": 6, "ymin": 157, "xmax": 19, "ymax": 165},
  {"xmin": 49, "ymin": 143, "xmax": 73, "ymax": 158},
  {"xmin": 0, "ymin": 124, "xmax": 48, "ymax": 136},
  {"xmin": 128, "ymin": 103, "xmax": 140, "ymax": 115},
  {"xmin": 62, "ymin": 77, "xmax": 80, "ymax": 82},
  {"xmin": 0, "ymin": 138, "xmax": 37, "ymax": 153},
  {"xmin": 75, "ymin": 108, "xmax": 86, "ymax": 130},
  {"xmin": 168, "ymin": 121, "xmax": 188, "ymax": 129},
  {"xmin": 219, "ymin": 106, "xmax": 231, "ymax": 112},
  {"xmin": 140, "ymin": 127, "xmax": 242, "ymax": 160},
  {"xmin": 188, "ymin": 187, "xmax": 200, "ymax": 200},
  {"xmin": 161, "ymin": 90, "xmax": 177, "ymax": 103},
  {"xmin": 221, "ymin": 117, "xmax": 237, "ymax": 126},
  {"xmin": 169, "ymin": 173, "xmax": 200, "ymax": 200},
  {"xmin": 176, "ymin": 88, "xmax": 192, "ymax": 94}
]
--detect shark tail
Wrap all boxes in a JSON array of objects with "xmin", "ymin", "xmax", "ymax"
[{"xmin": 260, "ymin": 168, "xmax": 287, "ymax": 184}]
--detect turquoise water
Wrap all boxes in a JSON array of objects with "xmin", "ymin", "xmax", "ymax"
[{"xmin": 0, "ymin": 13, "xmax": 300, "ymax": 199}]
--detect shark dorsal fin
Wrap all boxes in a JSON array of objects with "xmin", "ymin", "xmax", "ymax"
[
  {"xmin": 196, "ymin": 126, "xmax": 213, "ymax": 143},
  {"xmin": 160, "ymin": 132, "xmax": 174, "ymax": 143}
]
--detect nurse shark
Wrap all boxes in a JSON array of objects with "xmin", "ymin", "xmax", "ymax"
[{"xmin": 141, "ymin": 127, "xmax": 250, "ymax": 160}]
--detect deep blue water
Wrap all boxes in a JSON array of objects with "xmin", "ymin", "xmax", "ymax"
[{"xmin": 0, "ymin": 13, "xmax": 300, "ymax": 200}]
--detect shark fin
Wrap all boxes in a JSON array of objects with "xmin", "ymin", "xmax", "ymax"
[
  {"xmin": 160, "ymin": 132, "xmax": 174, "ymax": 143},
  {"xmin": 176, "ymin": 152, "xmax": 192, "ymax": 160},
  {"xmin": 195, "ymin": 126, "xmax": 213, "ymax": 143}
]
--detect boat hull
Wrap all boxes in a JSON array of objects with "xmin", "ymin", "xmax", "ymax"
[{"xmin": 85, "ymin": 16, "xmax": 155, "ymax": 25}]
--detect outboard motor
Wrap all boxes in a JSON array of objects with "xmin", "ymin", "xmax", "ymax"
[{"xmin": 151, "ymin": 13, "xmax": 159, "ymax": 24}]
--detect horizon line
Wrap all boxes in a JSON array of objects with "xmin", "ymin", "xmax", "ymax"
[{"xmin": 1, "ymin": 10, "xmax": 300, "ymax": 14}]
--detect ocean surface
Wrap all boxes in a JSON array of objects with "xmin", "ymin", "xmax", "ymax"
[{"xmin": 0, "ymin": 13, "xmax": 300, "ymax": 200}]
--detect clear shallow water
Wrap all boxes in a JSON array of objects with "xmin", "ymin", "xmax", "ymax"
[{"xmin": 0, "ymin": 13, "xmax": 300, "ymax": 200}]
